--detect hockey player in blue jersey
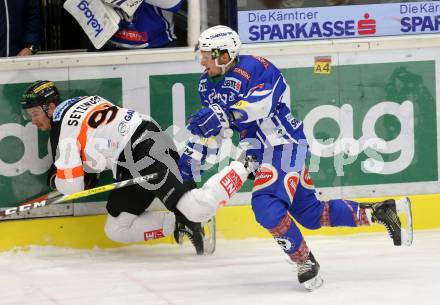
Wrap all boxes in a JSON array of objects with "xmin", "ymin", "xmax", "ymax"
[{"xmin": 179, "ymin": 25, "xmax": 414, "ymax": 291}]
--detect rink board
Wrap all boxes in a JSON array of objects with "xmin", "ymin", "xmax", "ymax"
[
  {"xmin": 0, "ymin": 194, "xmax": 438, "ymax": 252},
  {"xmin": 1, "ymin": 35, "xmax": 440, "ymax": 251},
  {"xmin": 1, "ymin": 35, "xmax": 440, "ymax": 209}
]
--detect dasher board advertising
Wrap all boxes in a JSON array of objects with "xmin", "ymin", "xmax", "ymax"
[{"xmin": 238, "ymin": 1, "xmax": 440, "ymax": 43}]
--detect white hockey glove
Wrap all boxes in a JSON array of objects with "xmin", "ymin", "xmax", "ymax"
[
  {"xmin": 64, "ymin": 0, "xmax": 121, "ymax": 49},
  {"xmin": 176, "ymin": 161, "xmax": 249, "ymax": 222},
  {"xmin": 102, "ymin": 0, "xmax": 143, "ymax": 17}
]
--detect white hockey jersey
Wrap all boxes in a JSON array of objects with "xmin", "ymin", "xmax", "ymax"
[{"xmin": 50, "ymin": 96, "xmax": 144, "ymax": 194}]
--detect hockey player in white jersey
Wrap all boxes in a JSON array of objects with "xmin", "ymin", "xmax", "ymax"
[
  {"xmin": 21, "ymin": 80, "xmax": 250, "ymax": 255},
  {"xmin": 181, "ymin": 25, "xmax": 414, "ymax": 289}
]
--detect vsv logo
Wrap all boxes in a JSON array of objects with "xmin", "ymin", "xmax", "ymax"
[{"xmin": 77, "ymin": 0, "xmax": 103, "ymax": 37}]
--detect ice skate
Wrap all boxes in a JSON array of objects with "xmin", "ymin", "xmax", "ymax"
[
  {"xmin": 174, "ymin": 216, "xmax": 216, "ymax": 255},
  {"xmin": 297, "ymin": 252, "xmax": 324, "ymax": 291},
  {"xmin": 202, "ymin": 217, "xmax": 216, "ymax": 254},
  {"xmin": 361, "ymin": 197, "xmax": 413, "ymax": 246},
  {"xmin": 174, "ymin": 216, "xmax": 205, "ymax": 255}
]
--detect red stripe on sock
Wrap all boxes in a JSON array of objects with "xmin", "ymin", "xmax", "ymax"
[
  {"xmin": 288, "ymin": 239, "xmax": 310, "ymax": 263},
  {"xmin": 320, "ymin": 201, "xmax": 331, "ymax": 227},
  {"xmin": 269, "ymin": 214, "xmax": 292, "ymax": 237}
]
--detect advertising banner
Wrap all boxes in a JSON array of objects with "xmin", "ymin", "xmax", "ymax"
[
  {"xmin": 238, "ymin": 1, "xmax": 440, "ymax": 43},
  {"xmin": 149, "ymin": 60, "xmax": 437, "ymax": 192},
  {"xmin": 0, "ymin": 46, "xmax": 438, "ymax": 208}
]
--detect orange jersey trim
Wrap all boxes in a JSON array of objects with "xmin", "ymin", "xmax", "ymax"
[
  {"xmin": 57, "ymin": 166, "xmax": 84, "ymax": 180},
  {"xmin": 77, "ymin": 102, "xmax": 112, "ymax": 161}
]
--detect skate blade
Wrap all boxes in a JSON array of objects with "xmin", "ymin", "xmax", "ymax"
[
  {"xmin": 396, "ymin": 197, "xmax": 413, "ymax": 246},
  {"xmin": 202, "ymin": 216, "xmax": 216, "ymax": 255},
  {"xmin": 175, "ymin": 232, "xmax": 184, "ymax": 246},
  {"xmin": 302, "ymin": 274, "xmax": 324, "ymax": 291}
]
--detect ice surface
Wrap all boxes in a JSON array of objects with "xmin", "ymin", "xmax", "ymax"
[{"xmin": 1, "ymin": 230, "xmax": 439, "ymax": 305}]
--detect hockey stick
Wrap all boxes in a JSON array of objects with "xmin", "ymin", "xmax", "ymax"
[
  {"xmin": 0, "ymin": 173, "xmax": 159, "ymax": 218},
  {"xmin": 20, "ymin": 190, "xmax": 61, "ymax": 206},
  {"xmin": 17, "ymin": 172, "xmax": 103, "ymax": 207}
]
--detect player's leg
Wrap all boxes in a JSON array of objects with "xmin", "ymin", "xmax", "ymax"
[
  {"xmin": 176, "ymin": 161, "xmax": 249, "ymax": 223},
  {"xmin": 104, "ymin": 211, "xmax": 176, "ymax": 243},
  {"xmin": 251, "ymin": 161, "xmax": 323, "ymax": 291},
  {"xmin": 360, "ymin": 198, "xmax": 413, "ymax": 246},
  {"xmin": 252, "ymin": 147, "xmax": 323, "ymax": 290},
  {"xmin": 251, "ymin": 163, "xmax": 302, "ymax": 254},
  {"xmin": 124, "ymin": 121, "xmax": 206, "ymax": 254},
  {"xmin": 252, "ymin": 193, "xmax": 305, "ymax": 261},
  {"xmin": 289, "ymin": 168, "xmax": 412, "ymax": 246},
  {"xmin": 251, "ymin": 192, "xmax": 323, "ymax": 291},
  {"xmin": 105, "ymin": 178, "xmax": 170, "ymax": 243},
  {"xmin": 287, "ymin": 168, "xmax": 368, "ymax": 230},
  {"xmin": 174, "ymin": 160, "xmax": 249, "ymax": 254},
  {"xmin": 138, "ymin": 163, "xmax": 206, "ymax": 255}
]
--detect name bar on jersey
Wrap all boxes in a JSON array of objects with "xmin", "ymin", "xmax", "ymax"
[{"xmin": 237, "ymin": 1, "xmax": 440, "ymax": 43}]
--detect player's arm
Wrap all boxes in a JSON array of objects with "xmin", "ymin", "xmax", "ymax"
[
  {"xmin": 229, "ymin": 74, "xmax": 287, "ymax": 123},
  {"xmin": 54, "ymin": 137, "xmax": 85, "ymax": 195}
]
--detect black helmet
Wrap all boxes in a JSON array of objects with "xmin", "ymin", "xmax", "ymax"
[{"xmin": 21, "ymin": 80, "xmax": 61, "ymax": 110}]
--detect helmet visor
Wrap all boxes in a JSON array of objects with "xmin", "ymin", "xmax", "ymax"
[
  {"xmin": 195, "ymin": 50, "xmax": 222, "ymax": 65},
  {"xmin": 22, "ymin": 105, "xmax": 46, "ymax": 122},
  {"xmin": 196, "ymin": 50, "xmax": 215, "ymax": 64}
]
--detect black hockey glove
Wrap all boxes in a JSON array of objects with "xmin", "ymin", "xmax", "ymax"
[{"xmin": 84, "ymin": 172, "xmax": 99, "ymax": 190}]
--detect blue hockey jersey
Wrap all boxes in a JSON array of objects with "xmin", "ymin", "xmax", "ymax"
[
  {"xmin": 107, "ymin": 0, "xmax": 183, "ymax": 49},
  {"xmin": 197, "ymin": 55, "xmax": 306, "ymax": 158}
]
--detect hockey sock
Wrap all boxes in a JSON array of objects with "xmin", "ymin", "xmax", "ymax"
[{"xmin": 320, "ymin": 200, "xmax": 370, "ymax": 227}]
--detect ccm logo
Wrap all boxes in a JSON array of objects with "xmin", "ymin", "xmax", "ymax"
[{"xmin": 220, "ymin": 169, "xmax": 243, "ymax": 197}]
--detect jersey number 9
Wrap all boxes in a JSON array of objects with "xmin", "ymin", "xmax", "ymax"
[{"xmin": 88, "ymin": 105, "xmax": 119, "ymax": 128}]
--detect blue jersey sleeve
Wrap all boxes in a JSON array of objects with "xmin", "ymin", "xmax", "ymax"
[{"xmin": 229, "ymin": 56, "xmax": 287, "ymax": 124}]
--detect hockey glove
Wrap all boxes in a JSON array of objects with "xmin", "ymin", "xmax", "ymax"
[
  {"xmin": 84, "ymin": 172, "xmax": 99, "ymax": 190},
  {"xmin": 178, "ymin": 141, "xmax": 208, "ymax": 183},
  {"xmin": 178, "ymin": 153, "xmax": 199, "ymax": 183},
  {"xmin": 188, "ymin": 104, "xmax": 231, "ymax": 138}
]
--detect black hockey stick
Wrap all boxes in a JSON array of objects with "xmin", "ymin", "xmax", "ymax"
[{"xmin": 0, "ymin": 173, "xmax": 159, "ymax": 218}]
